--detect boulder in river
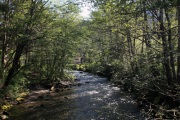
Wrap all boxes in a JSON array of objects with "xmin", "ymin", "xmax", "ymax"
[
  {"xmin": 85, "ymin": 81, "xmax": 90, "ymax": 84},
  {"xmin": 77, "ymin": 83, "xmax": 82, "ymax": 86},
  {"xmin": 75, "ymin": 78, "xmax": 80, "ymax": 81}
]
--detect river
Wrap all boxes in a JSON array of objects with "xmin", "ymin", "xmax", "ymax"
[{"xmin": 8, "ymin": 71, "xmax": 145, "ymax": 120}]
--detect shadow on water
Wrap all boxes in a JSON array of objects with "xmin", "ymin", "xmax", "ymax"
[{"xmin": 9, "ymin": 71, "xmax": 145, "ymax": 120}]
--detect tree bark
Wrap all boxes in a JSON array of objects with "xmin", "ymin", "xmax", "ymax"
[
  {"xmin": 177, "ymin": 4, "xmax": 180, "ymax": 82},
  {"xmin": 142, "ymin": 0, "xmax": 150, "ymax": 48},
  {"xmin": 126, "ymin": 29, "xmax": 136, "ymax": 72},
  {"xmin": 164, "ymin": 8, "xmax": 176, "ymax": 81},
  {"xmin": 1, "ymin": 0, "xmax": 9, "ymax": 80},
  {"xmin": 159, "ymin": 8, "xmax": 172, "ymax": 84}
]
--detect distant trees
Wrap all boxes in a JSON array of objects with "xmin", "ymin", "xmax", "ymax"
[{"xmin": 86, "ymin": 0, "xmax": 180, "ymax": 84}]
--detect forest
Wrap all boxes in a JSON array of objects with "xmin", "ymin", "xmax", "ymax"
[{"xmin": 0, "ymin": 0, "xmax": 180, "ymax": 119}]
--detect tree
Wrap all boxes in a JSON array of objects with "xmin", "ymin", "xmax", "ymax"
[
  {"xmin": 177, "ymin": 1, "xmax": 180, "ymax": 82},
  {"xmin": 1, "ymin": 0, "xmax": 51, "ymax": 89}
]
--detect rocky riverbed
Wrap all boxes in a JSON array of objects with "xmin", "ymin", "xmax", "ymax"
[{"xmin": 4, "ymin": 71, "xmax": 145, "ymax": 120}]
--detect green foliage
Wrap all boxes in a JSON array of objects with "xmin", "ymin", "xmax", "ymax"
[
  {"xmin": 0, "ymin": 0, "xmax": 180, "ymax": 119},
  {"xmin": 76, "ymin": 0, "xmax": 180, "ymax": 118},
  {"xmin": 0, "ymin": 0, "xmax": 83, "ymax": 102},
  {"xmin": 61, "ymin": 72, "xmax": 76, "ymax": 82},
  {"xmin": 6, "ymin": 72, "xmax": 29, "ymax": 99}
]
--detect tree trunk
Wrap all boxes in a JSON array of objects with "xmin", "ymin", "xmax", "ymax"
[
  {"xmin": 2, "ymin": 43, "xmax": 25, "ymax": 89},
  {"xmin": 164, "ymin": 7, "xmax": 176, "ymax": 81},
  {"xmin": 177, "ymin": 4, "xmax": 180, "ymax": 82},
  {"xmin": 126, "ymin": 29, "xmax": 136, "ymax": 72},
  {"xmin": 159, "ymin": 8, "xmax": 172, "ymax": 84},
  {"xmin": 142, "ymin": 0, "xmax": 150, "ymax": 48},
  {"xmin": 1, "ymin": 0, "xmax": 9, "ymax": 80},
  {"xmin": 1, "ymin": 22, "xmax": 6, "ymax": 78}
]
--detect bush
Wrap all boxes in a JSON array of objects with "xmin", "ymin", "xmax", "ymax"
[{"xmin": 5, "ymin": 72, "xmax": 29, "ymax": 99}]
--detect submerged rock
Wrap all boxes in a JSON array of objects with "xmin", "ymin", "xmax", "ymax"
[
  {"xmin": 75, "ymin": 78, "xmax": 80, "ymax": 81},
  {"xmin": 77, "ymin": 83, "xmax": 82, "ymax": 86}
]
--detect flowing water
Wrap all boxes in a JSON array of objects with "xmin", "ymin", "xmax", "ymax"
[{"xmin": 9, "ymin": 71, "xmax": 145, "ymax": 120}]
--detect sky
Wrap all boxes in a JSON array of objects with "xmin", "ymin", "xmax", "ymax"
[
  {"xmin": 49, "ymin": 0, "xmax": 92, "ymax": 19},
  {"xmin": 79, "ymin": 4, "xmax": 91, "ymax": 18}
]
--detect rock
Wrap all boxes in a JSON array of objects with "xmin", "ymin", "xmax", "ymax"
[
  {"xmin": 16, "ymin": 101, "xmax": 22, "ymax": 105},
  {"xmin": 54, "ymin": 83, "xmax": 61, "ymax": 89},
  {"xmin": 16, "ymin": 97, "xmax": 25, "ymax": 104},
  {"xmin": 28, "ymin": 105, "xmax": 34, "ymax": 109},
  {"xmin": 55, "ymin": 89, "xmax": 60, "ymax": 92},
  {"xmin": 113, "ymin": 80, "xmax": 122, "ymax": 85},
  {"xmin": 63, "ymin": 85, "xmax": 69, "ymax": 88},
  {"xmin": 66, "ymin": 88, "xmax": 72, "ymax": 91},
  {"xmin": 96, "ymin": 71, "xmax": 104, "ymax": 76},
  {"xmin": 50, "ymin": 86, "xmax": 54, "ymax": 91},
  {"xmin": 45, "ymin": 94, "xmax": 50, "ymax": 97},
  {"xmin": 0, "ymin": 111, "xmax": 10, "ymax": 120},
  {"xmin": 2, "ymin": 111, "xmax": 9, "ymax": 116},
  {"xmin": 72, "ymin": 84, "xmax": 77, "ymax": 86},
  {"xmin": 4, "ymin": 97, "xmax": 11, "ymax": 101},
  {"xmin": 40, "ymin": 104, "xmax": 45, "ymax": 107},
  {"xmin": 85, "ymin": 82, "xmax": 90, "ymax": 84},
  {"xmin": 0, "ymin": 115, "xmax": 9, "ymax": 120},
  {"xmin": 80, "ymin": 71, "xmax": 83, "ymax": 73},
  {"xmin": 68, "ymin": 84, "xmax": 72, "ymax": 87},
  {"xmin": 55, "ymin": 81, "xmax": 71, "ymax": 89},
  {"xmin": 64, "ymin": 96, "xmax": 69, "ymax": 99},
  {"xmin": 77, "ymin": 83, "xmax": 82, "ymax": 86},
  {"xmin": 60, "ymin": 88, "xmax": 65, "ymax": 91},
  {"xmin": 44, "ymin": 98, "xmax": 50, "ymax": 101},
  {"xmin": 75, "ymin": 78, "xmax": 80, "ymax": 81},
  {"xmin": 38, "ymin": 95, "xmax": 44, "ymax": 99}
]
